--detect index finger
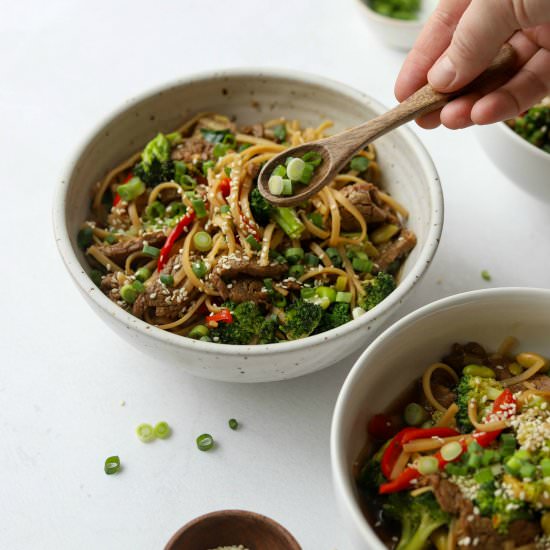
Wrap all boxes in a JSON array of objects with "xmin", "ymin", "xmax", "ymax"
[{"xmin": 395, "ymin": 0, "xmax": 471, "ymax": 102}]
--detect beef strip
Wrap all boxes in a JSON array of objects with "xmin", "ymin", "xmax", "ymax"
[
  {"xmin": 132, "ymin": 255, "xmax": 194, "ymax": 322},
  {"xmin": 337, "ymin": 182, "xmax": 390, "ymax": 230},
  {"xmin": 422, "ymin": 474, "xmax": 541, "ymax": 549},
  {"xmin": 95, "ymin": 231, "xmax": 166, "ymax": 265},
  {"xmin": 240, "ymin": 123, "xmax": 264, "ymax": 138},
  {"xmin": 432, "ymin": 383, "xmax": 456, "ymax": 409},
  {"xmin": 171, "ymin": 136, "xmax": 213, "ymax": 162},
  {"xmin": 442, "ymin": 342, "xmax": 489, "ymax": 373},
  {"xmin": 210, "ymin": 255, "xmax": 288, "ymax": 303},
  {"xmin": 100, "ymin": 272, "xmax": 120, "ymax": 302},
  {"xmin": 509, "ymin": 373, "xmax": 550, "ymax": 394},
  {"xmin": 374, "ymin": 229, "xmax": 416, "ymax": 272}
]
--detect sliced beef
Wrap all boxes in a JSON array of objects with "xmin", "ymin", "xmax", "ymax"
[
  {"xmin": 509, "ymin": 373, "xmax": 550, "ymax": 393},
  {"xmin": 506, "ymin": 519, "xmax": 541, "ymax": 546},
  {"xmin": 95, "ymin": 231, "xmax": 166, "ymax": 265},
  {"xmin": 240, "ymin": 123, "xmax": 265, "ymax": 138},
  {"xmin": 210, "ymin": 255, "xmax": 288, "ymax": 304},
  {"xmin": 432, "ymin": 383, "xmax": 456, "ymax": 409},
  {"xmin": 338, "ymin": 182, "xmax": 389, "ymax": 230},
  {"xmin": 132, "ymin": 256, "xmax": 192, "ymax": 322},
  {"xmin": 442, "ymin": 342, "xmax": 490, "ymax": 373},
  {"xmin": 423, "ymin": 475, "xmax": 467, "ymax": 515},
  {"xmin": 374, "ymin": 229, "xmax": 416, "ymax": 272},
  {"xmin": 100, "ymin": 272, "xmax": 121, "ymax": 302},
  {"xmin": 171, "ymin": 136, "xmax": 213, "ymax": 162},
  {"xmin": 224, "ymin": 278, "xmax": 269, "ymax": 304}
]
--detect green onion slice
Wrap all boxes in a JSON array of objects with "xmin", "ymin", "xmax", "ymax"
[
  {"xmin": 193, "ymin": 231, "xmax": 213, "ymax": 252},
  {"xmin": 228, "ymin": 418, "xmax": 238, "ymax": 430},
  {"xmin": 136, "ymin": 423, "xmax": 155, "ymax": 443},
  {"xmin": 154, "ymin": 421, "xmax": 171, "ymax": 439},
  {"xmin": 196, "ymin": 433, "xmax": 214, "ymax": 451},
  {"xmin": 104, "ymin": 455, "xmax": 121, "ymax": 475}
]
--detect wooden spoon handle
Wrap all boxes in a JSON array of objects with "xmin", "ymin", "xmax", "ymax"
[{"xmin": 327, "ymin": 44, "xmax": 517, "ymax": 159}]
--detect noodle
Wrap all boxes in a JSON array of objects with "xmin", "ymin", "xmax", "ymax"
[
  {"xmin": 501, "ymin": 352, "xmax": 548, "ymax": 387},
  {"xmin": 422, "ymin": 363, "xmax": 460, "ymax": 412}
]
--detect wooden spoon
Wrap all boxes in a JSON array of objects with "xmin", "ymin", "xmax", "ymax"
[{"xmin": 258, "ymin": 44, "xmax": 517, "ymax": 207}]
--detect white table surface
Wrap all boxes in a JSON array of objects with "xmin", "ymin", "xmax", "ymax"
[{"xmin": 2, "ymin": 1, "xmax": 550, "ymax": 549}]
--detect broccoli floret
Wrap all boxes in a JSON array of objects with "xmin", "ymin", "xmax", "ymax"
[
  {"xmin": 358, "ymin": 442, "xmax": 387, "ymax": 491},
  {"xmin": 249, "ymin": 187, "xmax": 305, "ymax": 239},
  {"xmin": 315, "ymin": 302, "xmax": 351, "ymax": 334},
  {"xmin": 475, "ymin": 481, "xmax": 496, "ymax": 517},
  {"xmin": 209, "ymin": 301, "xmax": 264, "ymax": 345},
  {"xmin": 133, "ymin": 158, "xmax": 175, "ymax": 187},
  {"xmin": 250, "ymin": 187, "xmax": 272, "ymax": 225},
  {"xmin": 280, "ymin": 299, "xmax": 322, "ymax": 340},
  {"xmin": 258, "ymin": 315, "xmax": 279, "ymax": 344},
  {"xmin": 359, "ymin": 272, "xmax": 396, "ymax": 311},
  {"xmin": 456, "ymin": 375, "xmax": 503, "ymax": 432}
]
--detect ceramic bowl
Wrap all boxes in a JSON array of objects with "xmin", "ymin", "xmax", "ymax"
[
  {"xmin": 331, "ymin": 287, "xmax": 550, "ymax": 549},
  {"xmin": 53, "ymin": 69, "xmax": 443, "ymax": 383},
  {"xmin": 476, "ymin": 120, "xmax": 550, "ymax": 201},
  {"xmin": 354, "ymin": 0, "xmax": 438, "ymax": 51},
  {"xmin": 164, "ymin": 509, "xmax": 301, "ymax": 550}
]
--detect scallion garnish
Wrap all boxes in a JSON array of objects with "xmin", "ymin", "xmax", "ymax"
[
  {"xmin": 136, "ymin": 423, "xmax": 155, "ymax": 443},
  {"xmin": 193, "ymin": 231, "xmax": 213, "ymax": 252},
  {"xmin": 228, "ymin": 418, "xmax": 238, "ymax": 430},
  {"xmin": 104, "ymin": 455, "xmax": 121, "ymax": 475},
  {"xmin": 153, "ymin": 421, "xmax": 171, "ymax": 439},
  {"xmin": 142, "ymin": 244, "xmax": 160, "ymax": 258},
  {"xmin": 196, "ymin": 433, "xmax": 214, "ymax": 451}
]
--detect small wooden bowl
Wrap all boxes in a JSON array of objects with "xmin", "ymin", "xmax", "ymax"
[{"xmin": 164, "ymin": 510, "xmax": 301, "ymax": 550}]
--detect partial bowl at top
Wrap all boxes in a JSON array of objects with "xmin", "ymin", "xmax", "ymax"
[
  {"xmin": 53, "ymin": 69, "xmax": 442, "ymax": 383},
  {"xmin": 331, "ymin": 287, "xmax": 550, "ymax": 549},
  {"xmin": 476, "ymin": 104, "xmax": 550, "ymax": 202},
  {"xmin": 354, "ymin": 0, "xmax": 438, "ymax": 51}
]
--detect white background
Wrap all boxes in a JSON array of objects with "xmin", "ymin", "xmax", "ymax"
[{"xmin": 2, "ymin": 1, "xmax": 550, "ymax": 549}]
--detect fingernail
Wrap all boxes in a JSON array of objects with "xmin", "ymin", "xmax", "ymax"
[{"xmin": 428, "ymin": 56, "xmax": 456, "ymax": 89}]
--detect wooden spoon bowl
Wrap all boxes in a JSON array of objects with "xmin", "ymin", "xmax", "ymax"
[
  {"xmin": 259, "ymin": 44, "xmax": 517, "ymax": 207},
  {"xmin": 164, "ymin": 509, "xmax": 301, "ymax": 550}
]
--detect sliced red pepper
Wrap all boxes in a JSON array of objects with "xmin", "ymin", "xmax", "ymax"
[
  {"xmin": 157, "ymin": 210, "xmax": 196, "ymax": 271},
  {"xmin": 219, "ymin": 177, "xmax": 231, "ymax": 198},
  {"xmin": 113, "ymin": 193, "xmax": 122, "ymax": 206},
  {"xmin": 379, "ymin": 467, "xmax": 420, "ymax": 494},
  {"xmin": 206, "ymin": 308, "xmax": 233, "ymax": 326},
  {"xmin": 380, "ymin": 427, "xmax": 416, "ymax": 479}
]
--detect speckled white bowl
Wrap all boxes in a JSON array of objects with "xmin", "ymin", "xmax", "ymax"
[
  {"xmin": 354, "ymin": 0, "xmax": 438, "ymax": 51},
  {"xmin": 53, "ymin": 69, "xmax": 443, "ymax": 383},
  {"xmin": 331, "ymin": 287, "xmax": 550, "ymax": 549},
  {"xmin": 476, "ymin": 121, "xmax": 550, "ymax": 201}
]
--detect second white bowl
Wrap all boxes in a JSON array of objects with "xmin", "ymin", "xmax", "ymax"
[{"xmin": 331, "ymin": 287, "xmax": 550, "ymax": 549}]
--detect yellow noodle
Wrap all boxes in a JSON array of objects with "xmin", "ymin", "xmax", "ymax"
[
  {"xmin": 422, "ymin": 363, "xmax": 460, "ymax": 412},
  {"xmin": 435, "ymin": 403, "xmax": 459, "ymax": 428},
  {"xmin": 502, "ymin": 353, "xmax": 548, "ymax": 387},
  {"xmin": 331, "ymin": 187, "xmax": 367, "ymax": 244},
  {"xmin": 259, "ymin": 223, "xmax": 276, "ymax": 266},
  {"xmin": 148, "ymin": 182, "xmax": 182, "ymax": 205},
  {"xmin": 379, "ymin": 191, "xmax": 409, "ymax": 219},
  {"xmin": 323, "ymin": 188, "xmax": 341, "ymax": 247},
  {"xmin": 498, "ymin": 336, "xmax": 519, "ymax": 356},
  {"xmin": 86, "ymin": 245, "xmax": 123, "ymax": 273},
  {"xmin": 468, "ymin": 400, "xmax": 509, "ymax": 432},
  {"xmin": 309, "ymin": 242, "xmax": 332, "ymax": 267},
  {"xmin": 128, "ymin": 201, "xmax": 141, "ymax": 229},
  {"xmin": 300, "ymin": 212, "xmax": 330, "ymax": 240},
  {"xmin": 124, "ymin": 251, "xmax": 150, "ymax": 274},
  {"xmin": 403, "ymin": 434, "xmax": 467, "ymax": 454},
  {"xmin": 390, "ymin": 451, "xmax": 411, "ymax": 480},
  {"xmin": 338, "ymin": 245, "xmax": 361, "ymax": 301},
  {"xmin": 156, "ymin": 294, "xmax": 206, "ymax": 330},
  {"xmin": 299, "ymin": 266, "xmax": 349, "ymax": 284}
]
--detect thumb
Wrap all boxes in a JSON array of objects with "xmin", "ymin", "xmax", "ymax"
[{"xmin": 427, "ymin": 0, "xmax": 544, "ymax": 91}]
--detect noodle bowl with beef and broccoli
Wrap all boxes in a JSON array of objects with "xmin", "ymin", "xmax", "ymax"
[{"xmin": 78, "ymin": 113, "xmax": 416, "ymax": 345}]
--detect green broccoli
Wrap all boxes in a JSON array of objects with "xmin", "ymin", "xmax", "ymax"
[
  {"xmin": 456, "ymin": 375, "xmax": 503, "ymax": 432},
  {"xmin": 475, "ymin": 481, "xmax": 496, "ymax": 517},
  {"xmin": 249, "ymin": 187, "xmax": 305, "ymax": 239},
  {"xmin": 383, "ymin": 492, "xmax": 451, "ymax": 550},
  {"xmin": 359, "ymin": 272, "xmax": 396, "ymax": 311},
  {"xmin": 315, "ymin": 302, "xmax": 351, "ymax": 334},
  {"xmin": 209, "ymin": 301, "xmax": 264, "ymax": 345},
  {"xmin": 280, "ymin": 299, "xmax": 322, "ymax": 340},
  {"xmin": 258, "ymin": 315, "xmax": 279, "ymax": 344},
  {"xmin": 133, "ymin": 132, "xmax": 175, "ymax": 186}
]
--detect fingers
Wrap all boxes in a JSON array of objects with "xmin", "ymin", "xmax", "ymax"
[
  {"xmin": 524, "ymin": 23, "xmax": 550, "ymax": 50},
  {"xmin": 394, "ymin": 0, "xmax": 471, "ymax": 102},
  {"xmin": 471, "ymin": 47, "xmax": 550, "ymax": 124},
  {"xmin": 416, "ymin": 111, "xmax": 442, "ymax": 130},
  {"xmin": 427, "ymin": 0, "xmax": 517, "ymax": 91}
]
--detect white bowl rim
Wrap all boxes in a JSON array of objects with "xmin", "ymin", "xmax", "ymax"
[
  {"xmin": 52, "ymin": 67, "xmax": 443, "ymax": 358},
  {"xmin": 489, "ymin": 120, "xmax": 550, "ymax": 163},
  {"xmin": 354, "ymin": 0, "xmax": 427, "ymax": 26},
  {"xmin": 330, "ymin": 286, "xmax": 550, "ymax": 548}
]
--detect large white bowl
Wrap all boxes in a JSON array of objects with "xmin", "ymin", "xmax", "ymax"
[
  {"xmin": 354, "ymin": 0, "xmax": 438, "ymax": 51},
  {"xmin": 53, "ymin": 69, "xmax": 443, "ymax": 383},
  {"xmin": 331, "ymin": 287, "xmax": 550, "ymax": 549},
  {"xmin": 476, "ymin": 121, "xmax": 550, "ymax": 201}
]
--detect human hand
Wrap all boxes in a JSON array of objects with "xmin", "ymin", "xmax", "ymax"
[{"xmin": 395, "ymin": 0, "xmax": 550, "ymax": 129}]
